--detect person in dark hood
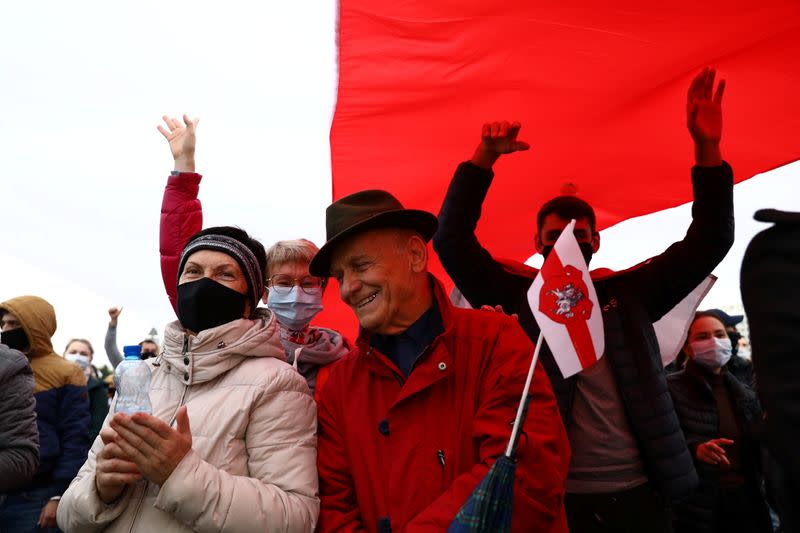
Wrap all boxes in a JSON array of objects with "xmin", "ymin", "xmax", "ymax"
[{"xmin": 741, "ymin": 208, "xmax": 800, "ymax": 532}]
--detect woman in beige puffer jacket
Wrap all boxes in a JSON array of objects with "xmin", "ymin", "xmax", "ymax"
[{"xmin": 57, "ymin": 228, "xmax": 319, "ymax": 532}]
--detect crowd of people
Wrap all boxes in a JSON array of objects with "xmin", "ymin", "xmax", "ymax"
[{"xmin": 0, "ymin": 67, "xmax": 797, "ymax": 533}]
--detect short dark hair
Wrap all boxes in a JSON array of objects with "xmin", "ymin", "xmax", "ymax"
[
  {"xmin": 537, "ymin": 196, "xmax": 597, "ymax": 234},
  {"xmin": 139, "ymin": 339, "xmax": 159, "ymax": 351},
  {"xmin": 693, "ymin": 310, "xmax": 727, "ymax": 329},
  {"xmin": 186, "ymin": 226, "xmax": 267, "ymax": 281}
]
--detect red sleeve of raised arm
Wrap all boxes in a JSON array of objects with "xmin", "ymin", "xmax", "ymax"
[{"xmin": 160, "ymin": 172, "xmax": 203, "ymax": 313}]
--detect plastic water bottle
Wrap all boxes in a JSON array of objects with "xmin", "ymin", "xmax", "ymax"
[{"xmin": 114, "ymin": 345, "xmax": 153, "ymax": 414}]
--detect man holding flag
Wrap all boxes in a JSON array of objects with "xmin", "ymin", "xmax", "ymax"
[
  {"xmin": 434, "ymin": 68, "xmax": 734, "ymax": 531},
  {"xmin": 310, "ymin": 190, "xmax": 570, "ymax": 532}
]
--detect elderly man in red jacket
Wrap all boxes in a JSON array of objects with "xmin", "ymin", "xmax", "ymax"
[{"xmin": 309, "ymin": 191, "xmax": 570, "ymax": 533}]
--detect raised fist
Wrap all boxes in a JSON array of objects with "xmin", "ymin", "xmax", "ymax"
[{"xmin": 108, "ymin": 306, "xmax": 123, "ymax": 326}]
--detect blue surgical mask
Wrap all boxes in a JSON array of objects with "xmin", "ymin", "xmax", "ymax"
[
  {"xmin": 690, "ymin": 337, "xmax": 732, "ymax": 369},
  {"xmin": 267, "ymin": 287, "xmax": 323, "ymax": 331}
]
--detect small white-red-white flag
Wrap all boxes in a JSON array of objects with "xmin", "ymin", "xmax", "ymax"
[{"xmin": 528, "ymin": 220, "xmax": 604, "ymax": 378}]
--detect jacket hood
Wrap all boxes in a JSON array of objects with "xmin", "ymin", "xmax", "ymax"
[
  {"xmin": 0, "ymin": 344, "xmax": 33, "ymax": 382},
  {"xmin": 0, "ymin": 295, "xmax": 56, "ymax": 358},
  {"xmin": 162, "ymin": 308, "xmax": 286, "ymax": 384}
]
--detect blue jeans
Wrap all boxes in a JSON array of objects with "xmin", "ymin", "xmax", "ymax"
[{"xmin": 0, "ymin": 486, "xmax": 61, "ymax": 533}]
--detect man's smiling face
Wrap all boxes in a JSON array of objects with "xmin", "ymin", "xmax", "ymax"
[{"xmin": 329, "ymin": 228, "xmax": 424, "ymax": 335}]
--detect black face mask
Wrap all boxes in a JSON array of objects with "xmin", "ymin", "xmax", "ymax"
[
  {"xmin": 177, "ymin": 278, "xmax": 248, "ymax": 333},
  {"xmin": 140, "ymin": 351, "xmax": 157, "ymax": 360},
  {"xmin": 541, "ymin": 242, "xmax": 595, "ymax": 266},
  {"xmin": 1, "ymin": 327, "xmax": 30, "ymax": 353}
]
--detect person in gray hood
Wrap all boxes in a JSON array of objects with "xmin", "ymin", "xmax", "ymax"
[{"xmin": 0, "ymin": 343, "xmax": 40, "ymax": 493}]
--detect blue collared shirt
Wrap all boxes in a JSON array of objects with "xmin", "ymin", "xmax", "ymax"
[{"xmin": 370, "ymin": 302, "xmax": 444, "ymax": 377}]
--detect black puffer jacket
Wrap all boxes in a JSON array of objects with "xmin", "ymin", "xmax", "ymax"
[
  {"xmin": 667, "ymin": 361, "xmax": 772, "ymax": 533},
  {"xmin": 435, "ymin": 161, "xmax": 735, "ymax": 499},
  {"xmin": 742, "ymin": 209, "xmax": 800, "ymax": 473},
  {"xmin": 726, "ymin": 353, "xmax": 755, "ymax": 389}
]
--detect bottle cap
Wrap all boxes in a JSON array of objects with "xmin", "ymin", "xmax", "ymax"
[{"xmin": 123, "ymin": 345, "xmax": 142, "ymax": 359}]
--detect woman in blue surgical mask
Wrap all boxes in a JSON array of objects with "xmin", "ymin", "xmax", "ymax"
[
  {"xmin": 264, "ymin": 239, "xmax": 350, "ymax": 398},
  {"xmin": 63, "ymin": 338, "xmax": 108, "ymax": 443},
  {"xmin": 666, "ymin": 311, "xmax": 772, "ymax": 533}
]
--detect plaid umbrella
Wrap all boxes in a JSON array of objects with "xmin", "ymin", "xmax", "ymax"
[
  {"xmin": 447, "ymin": 332, "xmax": 544, "ymax": 533},
  {"xmin": 447, "ymin": 455, "xmax": 517, "ymax": 533}
]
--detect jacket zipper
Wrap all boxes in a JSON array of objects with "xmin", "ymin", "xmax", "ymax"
[
  {"xmin": 125, "ymin": 333, "xmax": 192, "ymax": 532},
  {"xmin": 170, "ymin": 333, "xmax": 191, "ymax": 426},
  {"xmin": 126, "ymin": 481, "xmax": 147, "ymax": 533}
]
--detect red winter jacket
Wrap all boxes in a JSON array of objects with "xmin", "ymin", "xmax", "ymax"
[
  {"xmin": 159, "ymin": 172, "xmax": 204, "ymax": 312},
  {"xmin": 317, "ymin": 279, "xmax": 570, "ymax": 533}
]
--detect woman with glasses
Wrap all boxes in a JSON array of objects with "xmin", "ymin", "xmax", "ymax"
[
  {"xmin": 156, "ymin": 115, "xmax": 349, "ymax": 398},
  {"xmin": 264, "ymin": 239, "xmax": 350, "ymax": 396}
]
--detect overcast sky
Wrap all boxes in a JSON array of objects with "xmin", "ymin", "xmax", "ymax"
[{"xmin": 1, "ymin": 1, "xmax": 797, "ymax": 368}]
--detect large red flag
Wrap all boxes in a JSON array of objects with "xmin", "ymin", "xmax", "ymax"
[{"xmin": 319, "ymin": 1, "xmax": 800, "ymax": 338}]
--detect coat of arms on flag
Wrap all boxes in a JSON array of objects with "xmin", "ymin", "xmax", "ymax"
[
  {"xmin": 528, "ymin": 219, "xmax": 604, "ymax": 378},
  {"xmin": 539, "ymin": 265, "xmax": 593, "ymax": 323}
]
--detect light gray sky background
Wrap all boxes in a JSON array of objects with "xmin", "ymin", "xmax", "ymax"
[{"xmin": 1, "ymin": 1, "xmax": 797, "ymax": 368}]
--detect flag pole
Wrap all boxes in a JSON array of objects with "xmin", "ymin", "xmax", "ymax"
[{"xmin": 505, "ymin": 331, "xmax": 544, "ymax": 458}]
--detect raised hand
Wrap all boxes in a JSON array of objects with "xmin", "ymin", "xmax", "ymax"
[
  {"xmin": 471, "ymin": 121, "xmax": 531, "ymax": 169},
  {"xmin": 687, "ymin": 67, "xmax": 725, "ymax": 166},
  {"xmin": 108, "ymin": 306, "xmax": 123, "ymax": 327},
  {"xmin": 157, "ymin": 115, "xmax": 199, "ymax": 172}
]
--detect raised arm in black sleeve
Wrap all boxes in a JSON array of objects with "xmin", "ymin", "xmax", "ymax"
[
  {"xmin": 631, "ymin": 162, "xmax": 735, "ymax": 322},
  {"xmin": 434, "ymin": 161, "xmax": 533, "ymax": 313}
]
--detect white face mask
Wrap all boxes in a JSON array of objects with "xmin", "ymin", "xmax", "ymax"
[
  {"xmin": 737, "ymin": 346, "xmax": 751, "ymax": 360},
  {"xmin": 690, "ymin": 337, "xmax": 732, "ymax": 369},
  {"xmin": 65, "ymin": 352, "xmax": 92, "ymax": 372}
]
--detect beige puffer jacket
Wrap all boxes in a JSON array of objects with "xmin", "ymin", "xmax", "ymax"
[{"xmin": 57, "ymin": 310, "xmax": 319, "ymax": 532}]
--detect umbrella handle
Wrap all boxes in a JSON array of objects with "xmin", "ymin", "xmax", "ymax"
[{"xmin": 505, "ymin": 331, "xmax": 544, "ymax": 458}]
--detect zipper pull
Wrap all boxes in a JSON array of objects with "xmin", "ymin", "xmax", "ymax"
[{"xmin": 437, "ymin": 449, "xmax": 446, "ymax": 469}]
